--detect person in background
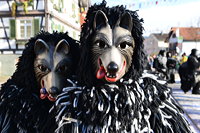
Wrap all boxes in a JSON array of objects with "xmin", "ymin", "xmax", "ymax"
[
  {"xmin": 179, "ymin": 49, "xmax": 200, "ymax": 94},
  {"xmin": 180, "ymin": 52, "xmax": 188, "ymax": 65},
  {"xmin": 154, "ymin": 50, "xmax": 168, "ymax": 80},
  {"xmin": 166, "ymin": 52, "xmax": 177, "ymax": 83},
  {"xmin": 187, "ymin": 49, "xmax": 200, "ymax": 94}
]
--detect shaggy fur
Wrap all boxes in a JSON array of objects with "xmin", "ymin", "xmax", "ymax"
[
  {"xmin": 53, "ymin": 1, "xmax": 192, "ymax": 133},
  {"xmin": 0, "ymin": 31, "xmax": 79, "ymax": 132}
]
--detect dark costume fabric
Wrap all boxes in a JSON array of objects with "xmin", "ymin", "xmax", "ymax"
[
  {"xmin": 179, "ymin": 49, "xmax": 200, "ymax": 93},
  {"xmin": 53, "ymin": 1, "xmax": 192, "ymax": 133},
  {"xmin": 0, "ymin": 31, "xmax": 79, "ymax": 133},
  {"xmin": 166, "ymin": 57, "xmax": 176, "ymax": 83}
]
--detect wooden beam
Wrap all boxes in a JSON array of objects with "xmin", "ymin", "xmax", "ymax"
[
  {"xmin": 0, "ymin": 10, "xmax": 45, "ymax": 17},
  {"xmin": 40, "ymin": 16, "xmax": 43, "ymax": 30},
  {"xmin": 0, "ymin": 0, "xmax": 43, "ymax": 1},
  {"xmin": 0, "ymin": 17, "xmax": 11, "ymax": 49},
  {"xmin": 6, "ymin": 0, "xmax": 11, "ymax": 12},
  {"xmin": 36, "ymin": 0, "xmax": 39, "ymax": 10},
  {"xmin": 0, "ymin": 26, "xmax": 9, "ymax": 29},
  {"xmin": 44, "ymin": 0, "xmax": 49, "ymax": 31},
  {"xmin": 0, "ymin": 49, "xmax": 24, "ymax": 54},
  {"xmin": 0, "ymin": 37, "xmax": 9, "ymax": 39},
  {"xmin": 48, "ymin": 12, "xmax": 81, "ymax": 32}
]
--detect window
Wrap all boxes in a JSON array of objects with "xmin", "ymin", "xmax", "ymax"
[
  {"xmin": 19, "ymin": 20, "xmax": 32, "ymax": 39},
  {"xmin": 10, "ymin": 18, "xmax": 39, "ymax": 40}
]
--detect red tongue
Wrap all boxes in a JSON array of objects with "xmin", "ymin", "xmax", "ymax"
[
  {"xmin": 40, "ymin": 88, "xmax": 48, "ymax": 100},
  {"xmin": 47, "ymin": 96, "xmax": 56, "ymax": 101},
  {"xmin": 40, "ymin": 93, "xmax": 48, "ymax": 99},
  {"xmin": 96, "ymin": 66, "xmax": 106, "ymax": 79}
]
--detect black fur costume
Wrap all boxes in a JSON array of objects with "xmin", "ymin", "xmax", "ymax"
[
  {"xmin": 0, "ymin": 31, "xmax": 79, "ymax": 133},
  {"xmin": 53, "ymin": 2, "xmax": 192, "ymax": 133}
]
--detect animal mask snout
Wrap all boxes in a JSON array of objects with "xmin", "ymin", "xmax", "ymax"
[
  {"xmin": 107, "ymin": 62, "xmax": 119, "ymax": 75},
  {"xmin": 49, "ymin": 86, "xmax": 59, "ymax": 96}
]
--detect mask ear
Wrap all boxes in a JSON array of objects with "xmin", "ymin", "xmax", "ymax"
[
  {"xmin": 55, "ymin": 39, "xmax": 70, "ymax": 55},
  {"xmin": 34, "ymin": 39, "xmax": 49, "ymax": 55},
  {"xmin": 116, "ymin": 12, "xmax": 133, "ymax": 31},
  {"xmin": 93, "ymin": 10, "xmax": 108, "ymax": 30}
]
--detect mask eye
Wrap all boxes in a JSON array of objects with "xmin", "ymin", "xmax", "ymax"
[
  {"xmin": 38, "ymin": 65, "xmax": 49, "ymax": 73},
  {"xmin": 57, "ymin": 65, "xmax": 68, "ymax": 73},
  {"xmin": 119, "ymin": 42, "xmax": 130, "ymax": 49},
  {"xmin": 96, "ymin": 40, "xmax": 107, "ymax": 49}
]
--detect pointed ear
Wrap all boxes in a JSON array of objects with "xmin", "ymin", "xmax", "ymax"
[
  {"xmin": 117, "ymin": 12, "xmax": 133, "ymax": 31},
  {"xmin": 34, "ymin": 39, "xmax": 49, "ymax": 55},
  {"xmin": 93, "ymin": 10, "xmax": 108, "ymax": 30},
  {"xmin": 55, "ymin": 39, "xmax": 70, "ymax": 55}
]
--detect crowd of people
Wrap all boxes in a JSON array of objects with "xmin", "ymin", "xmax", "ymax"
[{"xmin": 145, "ymin": 49, "xmax": 200, "ymax": 94}]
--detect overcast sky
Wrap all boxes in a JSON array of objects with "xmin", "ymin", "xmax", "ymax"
[{"xmin": 91, "ymin": 0, "xmax": 200, "ymax": 36}]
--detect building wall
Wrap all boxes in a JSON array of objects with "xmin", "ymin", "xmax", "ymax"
[
  {"xmin": 0, "ymin": 54, "xmax": 20, "ymax": 77},
  {"xmin": 182, "ymin": 41, "xmax": 200, "ymax": 55},
  {"xmin": 0, "ymin": 0, "xmax": 44, "ymax": 52},
  {"xmin": 144, "ymin": 35, "xmax": 159, "ymax": 55},
  {"xmin": 0, "ymin": 0, "xmax": 82, "ymax": 78},
  {"xmin": 48, "ymin": 0, "xmax": 80, "ymax": 40},
  {"xmin": 0, "ymin": 0, "xmax": 81, "ymax": 52}
]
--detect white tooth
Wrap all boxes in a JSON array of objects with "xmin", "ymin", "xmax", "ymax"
[{"xmin": 107, "ymin": 73, "xmax": 109, "ymax": 77}]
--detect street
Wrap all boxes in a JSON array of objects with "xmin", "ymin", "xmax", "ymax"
[{"xmin": 169, "ymin": 75, "xmax": 200, "ymax": 133}]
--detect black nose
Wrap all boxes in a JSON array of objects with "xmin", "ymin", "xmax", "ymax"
[
  {"xmin": 49, "ymin": 87, "xmax": 58, "ymax": 95},
  {"xmin": 107, "ymin": 62, "xmax": 118, "ymax": 74}
]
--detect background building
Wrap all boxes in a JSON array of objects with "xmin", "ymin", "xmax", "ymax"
[
  {"xmin": 144, "ymin": 33, "xmax": 168, "ymax": 55},
  {"xmin": 0, "ymin": 0, "xmax": 84, "ymax": 54},
  {"xmin": 0, "ymin": 0, "xmax": 90, "ymax": 80},
  {"xmin": 165, "ymin": 27, "xmax": 200, "ymax": 55}
]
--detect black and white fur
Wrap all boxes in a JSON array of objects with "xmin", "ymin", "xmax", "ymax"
[{"xmin": 53, "ymin": 1, "xmax": 192, "ymax": 133}]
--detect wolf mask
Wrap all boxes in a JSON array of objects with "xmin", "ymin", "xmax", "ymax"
[
  {"xmin": 93, "ymin": 10, "xmax": 134, "ymax": 83},
  {"xmin": 0, "ymin": 31, "xmax": 80, "ymax": 132},
  {"xmin": 78, "ymin": 4, "xmax": 145, "ymax": 87},
  {"xmin": 34, "ymin": 38, "xmax": 73, "ymax": 101}
]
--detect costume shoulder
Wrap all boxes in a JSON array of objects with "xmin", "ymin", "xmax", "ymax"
[
  {"xmin": 0, "ymin": 83, "xmax": 53, "ymax": 132},
  {"xmin": 0, "ymin": 109, "xmax": 19, "ymax": 133},
  {"xmin": 140, "ymin": 75, "xmax": 191, "ymax": 132},
  {"xmin": 53, "ymin": 76, "xmax": 192, "ymax": 132}
]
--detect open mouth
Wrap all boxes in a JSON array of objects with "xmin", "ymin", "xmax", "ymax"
[
  {"xmin": 96, "ymin": 58, "xmax": 126, "ymax": 82},
  {"xmin": 40, "ymin": 88, "xmax": 57, "ymax": 102},
  {"xmin": 40, "ymin": 80, "xmax": 56, "ymax": 102}
]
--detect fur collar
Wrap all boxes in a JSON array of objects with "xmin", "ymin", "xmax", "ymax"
[
  {"xmin": 0, "ymin": 84, "xmax": 53, "ymax": 132},
  {"xmin": 54, "ymin": 75, "xmax": 192, "ymax": 133}
]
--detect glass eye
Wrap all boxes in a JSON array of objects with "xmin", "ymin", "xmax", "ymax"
[
  {"xmin": 119, "ymin": 42, "xmax": 130, "ymax": 49},
  {"xmin": 57, "ymin": 66, "xmax": 68, "ymax": 73},
  {"xmin": 96, "ymin": 41, "xmax": 107, "ymax": 49},
  {"xmin": 38, "ymin": 65, "xmax": 49, "ymax": 73}
]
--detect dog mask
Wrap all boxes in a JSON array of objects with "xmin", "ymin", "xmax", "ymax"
[
  {"xmin": 34, "ymin": 39, "xmax": 71, "ymax": 101},
  {"xmin": 92, "ymin": 10, "xmax": 135, "ymax": 82}
]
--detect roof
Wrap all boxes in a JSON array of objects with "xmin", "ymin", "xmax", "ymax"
[
  {"xmin": 152, "ymin": 33, "xmax": 168, "ymax": 41},
  {"xmin": 169, "ymin": 27, "xmax": 200, "ymax": 41}
]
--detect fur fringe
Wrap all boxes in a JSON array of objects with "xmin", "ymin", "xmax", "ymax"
[{"xmin": 54, "ymin": 76, "xmax": 192, "ymax": 133}]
